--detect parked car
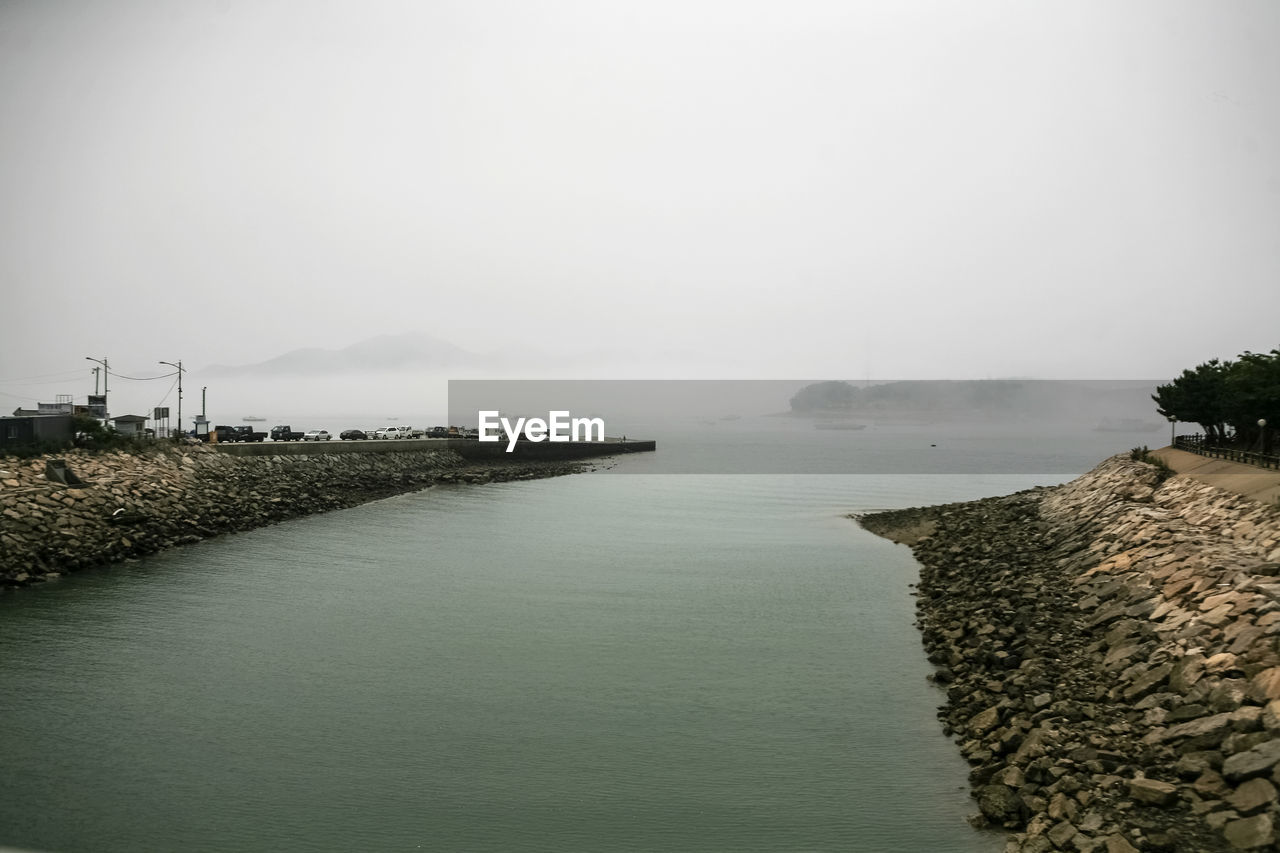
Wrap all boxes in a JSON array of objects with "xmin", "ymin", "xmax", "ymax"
[
  {"xmin": 230, "ymin": 425, "xmax": 267, "ymax": 442},
  {"xmin": 377, "ymin": 426, "xmax": 409, "ymax": 439},
  {"xmin": 340, "ymin": 429, "xmax": 366, "ymax": 440},
  {"xmin": 427, "ymin": 426, "xmax": 449, "ymax": 438},
  {"xmin": 302, "ymin": 429, "xmax": 332, "ymax": 441},
  {"xmin": 208, "ymin": 425, "xmax": 238, "ymax": 443},
  {"xmin": 270, "ymin": 425, "xmax": 305, "ymax": 441}
]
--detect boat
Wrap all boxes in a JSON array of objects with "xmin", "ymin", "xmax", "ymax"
[{"xmin": 242, "ymin": 416, "xmax": 266, "ymax": 422}]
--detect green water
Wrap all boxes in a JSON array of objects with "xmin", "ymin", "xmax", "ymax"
[{"xmin": 0, "ymin": 470, "xmax": 1065, "ymax": 852}]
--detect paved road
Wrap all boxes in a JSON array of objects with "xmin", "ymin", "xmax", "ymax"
[{"xmin": 1149, "ymin": 446, "xmax": 1280, "ymax": 504}]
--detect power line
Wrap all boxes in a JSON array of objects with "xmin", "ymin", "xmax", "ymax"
[
  {"xmin": 0, "ymin": 369, "xmax": 91, "ymax": 386},
  {"xmin": 107, "ymin": 369, "xmax": 180, "ymax": 382},
  {"xmin": 152, "ymin": 376, "xmax": 179, "ymax": 410}
]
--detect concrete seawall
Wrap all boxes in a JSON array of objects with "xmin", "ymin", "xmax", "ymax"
[
  {"xmin": 0, "ymin": 439, "xmax": 648, "ymax": 586},
  {"xmin": 862, "ymin": 455, "xmax": 1280, "ymax": 851}
]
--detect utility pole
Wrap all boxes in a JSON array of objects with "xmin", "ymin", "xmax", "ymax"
[
  {"xmin": 85, "ymin": 356, "xmax": 109, "ymax": 419},
  {"xmin": 159, "ymin": 360, "xmax": 184, "ymax": 439},
  {"xmin": 201, "ymin": 386, "xmax": 207, "ymax": 419}
]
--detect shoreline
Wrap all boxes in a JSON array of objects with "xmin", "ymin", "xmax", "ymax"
[
  {"xmin": 861, "ymin": 454, "xmax": 1280, "ymax": 852},
  {"xmin": 0, "ymin": 443, "xmax": 593, "ymax": 588}
]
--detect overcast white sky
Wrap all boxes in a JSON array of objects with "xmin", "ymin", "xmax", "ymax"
[{"xmin": 2, "ymin": 1, "xmax": 1278, "ymax": 418}]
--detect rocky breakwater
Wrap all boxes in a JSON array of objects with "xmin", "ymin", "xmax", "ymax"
[
  {"xmin": 862, "ymin": 455, "xmax": 1280, "ymax": 852},
  {"xmin": 0, "ymin": 443, "xmax": 584, "ymax": 587}
]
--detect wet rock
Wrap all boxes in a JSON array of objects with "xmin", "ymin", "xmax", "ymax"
[
  {"xmin": 969, "ymin": 705, "xmax": 1002, "ymax": 736},
  {"xmin": 978, "ymin": 783, "xmax": 1025, "ymax": 825}
]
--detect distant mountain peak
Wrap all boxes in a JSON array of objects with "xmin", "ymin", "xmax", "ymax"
[{"xmin": 202, "ymin": 332, "xmax": 476, "ymax": 376}]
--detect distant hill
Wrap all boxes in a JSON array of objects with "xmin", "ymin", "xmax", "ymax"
[
  {"xmin": 788, "ymin": 379, "xmax": 1162, "ymax": 424},
  {"xmin": 203, "ymin": 332, "xmax": 477, "ymax": 377}
]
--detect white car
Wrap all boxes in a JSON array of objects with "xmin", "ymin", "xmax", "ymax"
[
  {"xmin": 302, "ymin": 429, "xmax": 332, "ymax": 441},
  {"xmin": 376, "ymin": 426, "xmax": 407, "ymax": 440}
]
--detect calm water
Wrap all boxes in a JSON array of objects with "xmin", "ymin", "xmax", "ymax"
[{"xmin": 0, "ymin": 426, "xmax": 1146, "ymax": 852}]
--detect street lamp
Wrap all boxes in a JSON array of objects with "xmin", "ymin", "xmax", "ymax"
[
  {"xmin": 1168, "ymin": 415, "xmax": 1176, "ymax": 448},
  {"xmin": 159, "ymin": 360, "xmax": 184, "ymax": 439},
  {"xmin": 83, "ymin": 350, "xmax": 108, "ymax": 399},
  {"xmin": 84, "ymin": 353, "xmax": 109, "ymax": 420},
  {"xmin": 1260, "ymin": 418, "xmax": 1269, "ymax": 455}
]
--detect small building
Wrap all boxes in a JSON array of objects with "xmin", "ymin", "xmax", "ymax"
[
  {"xmin": 111, "ymin": 415, "xmax": 148, "ymax": 438},
  {"xmin": 0, "ymin": 414, "xmax": 73, "ymax": 451}
]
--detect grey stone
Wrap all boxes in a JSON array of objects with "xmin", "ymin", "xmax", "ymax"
[
  {"xmin": 1226, "ymin": 777, "xmax": 1278, "ymax": 815},
  {"xmin": 1046, "ymin": 819, "xmax": 1078, "ymax": 848},
  {"xmin": 1223, "ymin": 739, "xmax": 1280, "ymax": 781},
  {"xmin": 1127, "ymin": 777, "xmax": 1178, "ymax": 806},
  {"xmin": 977, "ymin": 783, "xmax": 1024, "ymax": 825},
  {"xmin": 1161, "ymin": 711, "xmax": 1235, "ymax": 744},
  {"xmin": 1222, "ymin": 813, "xmax": 1275, "ymax": 849}
]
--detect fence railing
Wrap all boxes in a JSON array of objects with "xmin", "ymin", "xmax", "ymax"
[{"xmin": 1174, "ymin": 434, "xmax": 1280, "ymax": 470}]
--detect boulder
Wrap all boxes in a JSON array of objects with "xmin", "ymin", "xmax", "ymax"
[
  {"xmin": 976, "ymin": 783, "xmax": 1024, "ymax": 825},
  {"xmin": 1223, "ymin": 739, "xmax": 1280, "ymax": 781},
  {"xmin": 1222, "ymin": 813, "xmax": 1274, "ymax": 849},
  {"xmin": 1127, "ymin": 777, "xmax": 1179, "ymax": 807},
  {"xmin": 1225, "ymin": 777, "xmax": 1278, "ymax": 815}
]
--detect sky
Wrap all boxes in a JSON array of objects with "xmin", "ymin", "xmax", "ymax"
[{"xmin": 2, "ymin": 1, "xmax": 1278, "ymax": 421}]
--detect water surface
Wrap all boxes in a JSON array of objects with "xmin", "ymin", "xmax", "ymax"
[{"xmin": 1, "ymin": 425, "xmax": 1139, "ymax": 851}]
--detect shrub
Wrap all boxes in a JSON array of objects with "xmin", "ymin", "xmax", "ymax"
[{"xmin": 1130, "ymin": 445, "xmax": 1175, "ymax": 483}]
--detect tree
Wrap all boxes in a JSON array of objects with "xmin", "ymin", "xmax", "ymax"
[
  {"xmin": 1154, "ymin": 350, "xmax": 1280, "ymax": 451},
  {"xmin": 1224, "ymin": 350, "xmax": 1280, "ymax": 452},
  {"xmin": 1152, "ymin": 360, "xmax": 1233, "ymax": 444}
]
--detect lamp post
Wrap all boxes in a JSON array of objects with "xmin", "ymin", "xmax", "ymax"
[
  {"xmin": 84, "ymin": 357, "xmax": 108, "ymax": 419},
  {"xmin": 1168, "ymin": 416, "xmax": 1176, "ymax": 448},
  {"xmin": 1260, "ymin": 418, "xmax": 1269, "ymax": 456},
  {"xmin": 159, "ymin": 360, "xmax": 184, "ymax": 439}
]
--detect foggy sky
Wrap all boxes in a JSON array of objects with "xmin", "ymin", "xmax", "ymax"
[{"xmin": 2, "ymin": 1, "xmax": 1278, "ymax": 420}]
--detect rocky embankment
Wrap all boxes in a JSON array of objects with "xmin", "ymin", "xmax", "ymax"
[
  {"xmin": 0, "ymin": 443, "xmax": 585, "ymax": 586},
  {"xmin": 862, "ymin": 455, "xmax": 1280, "ymax": 852}
]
